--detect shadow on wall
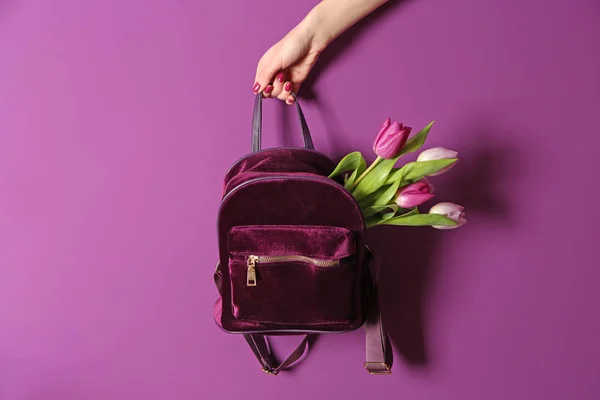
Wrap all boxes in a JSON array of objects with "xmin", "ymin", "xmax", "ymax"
[
  {"xmin": 301, "ymin": 0, "xmax": 411, "ymax": 100},
  {"xmin": 367, "ymin": 120, "xmax": 522, "ymax": 368},
  {"xmin": 271, "ymin": 0, "xmax": 524, "ymax": 370},
  {"xmin": 263, "ymin": 115, "xmax": 523, "ymax": 372}
]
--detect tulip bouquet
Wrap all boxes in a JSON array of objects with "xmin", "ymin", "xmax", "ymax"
[{"xmin": 329, "ymin": 118, "xmax": 467, "ymax": 229}]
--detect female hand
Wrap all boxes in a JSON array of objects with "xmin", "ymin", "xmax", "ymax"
[
  {"xmin": 252, "ymin": 0, "xmax": 390, "ymax": 105},
  {"xmin": 252, "ymin": 24, "xmax": 327, "ymax": 105}
]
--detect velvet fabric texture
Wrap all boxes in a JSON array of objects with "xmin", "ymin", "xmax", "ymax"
[
  {"xmin": 228, "ymin": 225, "xmax": 355, "ymax": 259},
  {"xmin": 215, "ymin": 149, "xmax": 369, "ymax": 334},
  {"xmin": 228, "ymin": 225, "xmax": 357, "ymax": 325},
  {"xmin": 222, "ymin": 148, "xmax": 336, "ymax": 196},
  {"xmin": 224, "ymin": 171, "xmax": 326, "ymax": 197}
]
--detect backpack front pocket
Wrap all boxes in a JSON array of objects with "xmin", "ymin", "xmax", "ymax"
[{"xmin": 227, "ymin": 225, "xmax": 357, "ymax": 326}]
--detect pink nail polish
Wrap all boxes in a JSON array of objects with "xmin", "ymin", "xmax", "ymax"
[
  {"xmin": 252, "ymin": 82, "xmax": 260, "ymax": 93},
  {"xmin": 277, "ymin": 73, "xmax": 284, "ymax": 83},
  {"xmin": 264, "ymin": 85, "xmax": 273, "ymax": 94},
  {"xmin": 284, "ymin": 82, "xmax": 292, "ymax": 91}
]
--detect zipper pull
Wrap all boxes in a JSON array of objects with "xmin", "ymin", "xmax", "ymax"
[{"xmin": 247, "ymin": 255, "xmax": 258, "ymax": 286}]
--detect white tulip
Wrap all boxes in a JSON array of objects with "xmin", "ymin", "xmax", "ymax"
[
  {"xmin": 429, "ymin": 202, "xmax": 467, "ymax": 230},
  {"xmin": 416, "ymin": 147, "xmax": 458, "ymax": 176}
]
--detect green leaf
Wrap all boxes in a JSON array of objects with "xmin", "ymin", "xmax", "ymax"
[
  {"xmin": 373, "ymin": 167, "xmax": 404, "ymax": 206},
  {"xmin": 365, "ymin": 207, "xmax": 417, "ymax": 228},
  {"xmin": 365, "ymin": 208, "xmax": 406, "ymax": 228},
  {"xmin": 358, "ymin": 185, "xmax": 391, "ymax": 209},
  {"xmin": 398, "ymin": 207, "xmax": 420, "ymax": 217},
  {"xmin": 398, "ymin": 121, "xmax": 434, "ymax": 157},
  {"xmin": 379, "ymin": 207, "xmax": 417, "ymax": 225},
  {"xmin": 403, "ymin": 159, "xmax": 457, "ymax": 181},
  {"xmin": 352, "ymin": 157, "xmax": 398, "ymax": 201},
  {"xmin": 379, "ymin": 213, "xmax": 457, "ymax": 227},
  {"xmin": 328, "ymin": 152, "xmax": 364, "ymax": 178},
  {"xmin": 380, "ymin": 209, "xmax": 399, "ymax": 223},
  {"xmin": 385, "ymin": 168, "xmax": 403, "ymax": 184},
  {"xmin": 344, "ymin": 156, "xmax": 367, "ymax": 189},
  {"xmin": 385, "ymin": 159, "xmax": 457, "ymax": 185},
  {"xmin": 362, "ymin": 204, "xmax": 399, "ymax": 218}
]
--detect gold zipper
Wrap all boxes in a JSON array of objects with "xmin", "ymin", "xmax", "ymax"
[
  {"xmin": 246, "ymin": 255, "xmax": 258, "ymax": 286},
  {"xmin": 246, "ymin": 254, "xmax": 339, "ymax": 286}
]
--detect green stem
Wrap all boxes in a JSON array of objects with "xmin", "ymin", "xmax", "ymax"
[
  {"xmin": 366, "ymin": 220, "xmax": 379, "ymax": 229},
  {"xmin": 349, "ymin": 156, "xmax": 382, "ymax": 191}
]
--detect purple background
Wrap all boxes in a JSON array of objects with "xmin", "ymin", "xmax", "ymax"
[{"xmin": 1, "ymin": 0, "xmax": 599, "ymax": 398}]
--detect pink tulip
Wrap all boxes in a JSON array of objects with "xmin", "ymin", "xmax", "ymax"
[
  {"xmin": 396, "ymin": 179, "xmax": 435, "ymax": 208},
  {"xmin": 416, "ymin": 147, "xmax": 459, "ymax": 176},
  {"xmin": 429, "ymin": 202, "xmax": 467, "ymax": 229},
  {"xmin": 372, "ymin": 118, "xmax": 412, "ymax": 159}
]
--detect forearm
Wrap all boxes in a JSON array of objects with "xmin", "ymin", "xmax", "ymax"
[{"xmin": 300, "ymin": 0, "xmax": 389, "ymax": 49}]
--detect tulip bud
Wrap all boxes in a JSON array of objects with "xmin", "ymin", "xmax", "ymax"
[
  {"xmin": 396, "ymin": 179, "xmax": 435, "ymax": 208},
  {"xmin": 372, "ymin": 118, "xmax": 412, "ymax": 159},
  {"xmin": 416, "ymin": 147, "xmax": 459, "ymax": 176},
  {"xmin": 429, "ymin": 202, "xmax": 467, "ymax": 229}
]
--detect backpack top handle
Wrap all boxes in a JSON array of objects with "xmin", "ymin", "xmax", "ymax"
[{"xmin": 251, "ymin": 92, "xmax": 315, "ymax": 152}]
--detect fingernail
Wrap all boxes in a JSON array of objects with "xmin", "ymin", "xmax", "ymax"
[
  {"xmin": 284, "ymin": 81, "xmax": 292, "ymax": 91},
  {"xmin": 252, "ymin": 82, "xmax": 260, "ymax": 93},
  {"xmin": 286, "ymin": 97, "xmax": 295, "ymax": 104},
  {"xmin": 264, "ymin": 85, "xmax": 273, "ymax": 94},
  {"xmin": 277, "ymin": 73, "xmax": 284, "ymax": 83}
]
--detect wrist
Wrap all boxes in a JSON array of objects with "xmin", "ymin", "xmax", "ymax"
[
  {"xmin": 298, "ymin": 6, "xmax": 334, "ymax": 52},
  {"xmin": 298, "ymin": 0, "xmax": 389, "ymax": 52}
]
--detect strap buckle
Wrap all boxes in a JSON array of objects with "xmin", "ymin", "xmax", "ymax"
[
  {"xmin": 364, "ymin": 362, "xmax": 391, "ymax": 375},
  {"xmin": 262, "ymin": 366, "xmax": 278, "ymax": 376}
]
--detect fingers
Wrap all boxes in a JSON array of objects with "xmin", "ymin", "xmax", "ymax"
[
  {"xmin": 267, "ymin": 72, "xmax": 285, "ymax": 98},
  {"xmin": 263, "ymin": 84, "xmax": 274, "ymax": 97},
  {"xmin": 271, "ymin": 73, "xmax": 295, "ymax": 103},
  {"xmin": 285, "ymin": 82, "xmax": 300, "ymax": 105},
  {"xmin": 253, "ymin": 63, "xmax": 280, "ymax": 95},
  {"xmin": 280, "ymin": 80, "xmax": 294, "ymax": 103},
  {"xmin": 256, "ymin": 70, "xmax": 299, "ymax": 106}
]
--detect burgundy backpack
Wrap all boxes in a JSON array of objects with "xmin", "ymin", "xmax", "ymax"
[{"xmin": 213, "ymin": 93, "xmax": 392, "ymax": 375}]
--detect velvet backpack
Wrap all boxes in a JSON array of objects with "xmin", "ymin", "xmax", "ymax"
[{"xmin": 213, "ymin": 93, "xmax": 392, "ymax": 375}]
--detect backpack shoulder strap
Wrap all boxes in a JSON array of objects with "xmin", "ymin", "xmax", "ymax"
[
  {"xmin": 243, "ymin": 334, "xmax": 314, "ymax": 375},
  {"xmin": 363, "ymin": 246, "xmax": 393, "ymax": 374},
  {"xmin": 239, "ymin": 247, "xmax": 393, "ymax": 375},
  {"xmin": 364, "ymin": 285, "xmax": 393, "ymax": 374}
]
